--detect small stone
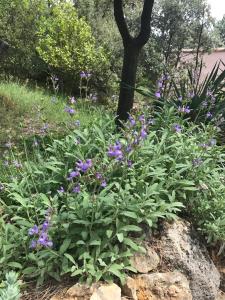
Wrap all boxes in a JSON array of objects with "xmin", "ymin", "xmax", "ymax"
[
  {"xmin": 217, "ymin": 290, "xmax": 225, "ymax": 300},
  {"xmin": 122, "ymin": 277, "xmax": 137, "ymax": 300},
  {"xmin": 123, "ymin": 272, "xmax": 192, "ymax": 300},
  {"xmin": 66, "ymin": 283, "xmax": 92, "ymax": 298},
  {"xmin": 90, "ymin": 283, "xmax": 121, "ymax": 300},
  {"xmin": 130, "ymin": 246, "xmax": 160, "ymax": 273}
]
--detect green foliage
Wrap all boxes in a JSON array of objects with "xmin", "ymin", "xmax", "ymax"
[
  {"xmin": 0, "ymin": 272, "xmax": 21, "ymax": 300},
  {"xmin": 0, "ymin": 0, "xmax": 47, "ymax": 79},
  {"xmin": 0, "ymin": 103, "xmax": 224, "ymax": 285},
  {"xmin": 36, "ymin": 2, "xmax": 108, "ymax": 77}
]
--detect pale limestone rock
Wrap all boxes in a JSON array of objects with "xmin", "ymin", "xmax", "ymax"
[
  {"xmin": 130, "ymin": 246, "xmax": 160, "ymax": 273},
  {"xmin": 123, "ymin": 271, "xmax": 192, "ymax": 300},
  {"xmin": 90, "ymin": 283, "xmax": 121, "ymax": 300}
]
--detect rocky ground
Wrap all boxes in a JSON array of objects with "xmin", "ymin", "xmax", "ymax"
[{"xmin": 21, "ymin": 218, "xmax": 225, "ymax": 300}]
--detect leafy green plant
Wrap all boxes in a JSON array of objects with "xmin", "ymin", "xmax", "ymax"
[
  {"xmin": 0, "ymin": 272, "xmax": 21, "ymax": 300},
  {"xmin": 0, "ymin": 104, "xmax": 224, "ymax": 285}
]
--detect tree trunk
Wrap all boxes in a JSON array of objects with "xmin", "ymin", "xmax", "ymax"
[
  {"xmin": 114, "ymin": 0, "xmax": 155, "ymax": 125},
  {"xmin": 116, "ymin": 45, "xmax": 140, "ymax": 123}
]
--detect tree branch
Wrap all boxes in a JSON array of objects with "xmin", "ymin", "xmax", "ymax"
[
  {"xmin": 135, "ymin": 0, "xmax": 154, "ymax": 47},
  {"xmin": 114, "ymin": 0, "xmax": 132, "ymax": 45}
]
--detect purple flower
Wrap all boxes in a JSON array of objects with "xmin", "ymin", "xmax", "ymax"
[
  {"xmin": 192, "ymin": 158, "xmax": 203, "ymax": 167},
  {"xmin": 30, "ymin": 240, "xmax": 37, "ymax": 249},
  {"xmin": 80, "ymin": 71, "xmax": 86, "ymax": 78},
  {"xmin": 96, "ymin": 172, "xmax": 103, "ymax": 179},
  {"xmin": 139, "ymin": 115, "xmax": 145, "ymax": 123},
  {"xmin": 178, "ymin": 96, "xmax": 183, "ymax": 102},
  {"xmin": 90, "ymin": 94, "xmax": 98, "ymax": 102},
  {"xmin": 128, "ymin": 115, "xmax": 136, "ymax": 127},
  {"xmin": 157, "ymin": 80, "xmax": 163, "ymax": 89},
  {"xmin": 28, "ymin": 225, "xmax": 39, "ymax": 236},
  {"xmin": 173, "ymin": 124, "xmax": 182, "ymax": 133},
  {"xmin": 206, "ymin": 112, "xmax": 212, "ymax": 118},
  {"xmin": 72, "ymin": 184, "xmax": 81, "ymax": 193},
  {"xmin": 126, "ymin": 145, "xmax": 132, "ymax": 153},
  {"xmin": 140, "ymin": 128, "xmax": 147, "ymax": 139},
  {"xmin": 127, "ymin": 160, "xmax": 133, "ymax": 168},
  {"xmin": 107, "ymin": 142, "xmax": 123, "ymax": 160},
  {"xmin": 100, "ymin": 180, "xmax": 107, "ymax": 187},
  {"xmin": 76, "ymin": 159, "xmax": 92, "ymax": 173},
  {"xmin": 65, "ymin": 107, "xmax": 75, "ymax": 115},
  {"xmin": 70, "ymin": 96, "xmax": 76, "ymax": 104},
  {"xmin": 38, "ymin": 232, "xmax": 53, "ymax": 247},
  {"xmin": 155, "ymin": 91, "xmax": 161, "ymax": 98},
  {"xmin": 57, "ymin": 186, "xmax": 65, "ymax": 193},
  {"xmin": 178, "ymin": 106, "xmax": 191, "ymax": 114},
  {"xmin": 42, "ymin": 221, "xmax": 50, "ymax": 232},
  {"xmin": 67, "ymin": 170, "xmax": 80, "ymax": 181}
]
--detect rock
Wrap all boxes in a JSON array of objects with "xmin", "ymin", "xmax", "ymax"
[
  {"xmin": 218, "ymin": 267, "xmax": 225, "ymax": 292},
  {"xmin": 123, "ymin": 271, "xmax": 192, "ymax": 300},
  {"xmin": 217, "ymin": 291, "xmax": 225, "ymax": 300},
  {"xmin": 90, "ymin": 283, "xmax": 121, "ymax": 300},
  {"xmin": 123, "ymin": 277, "xmax": 137, "ymax": 300},
  {"xmin": 158, "ymin": 219, "xmax": 220, "ymax": 300},
  {"xmin": 130, "ymin": 246, "xmax": 160, "ymax": 273},
  {"xmin": 66, "ymin": 283, "xmax": 92, "ymax": 298}
]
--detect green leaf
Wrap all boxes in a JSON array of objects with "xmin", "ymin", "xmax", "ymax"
[
  {"xmin": 7, "ymin": 262, "xmax": 23, "ymax": 269},
  {"xmin": 116, "ymin": 233, "xmax": 124, "ymax": 243},
  {"xmin": 106, "ymin": 230, "xmax": 113, "ymax": 238},
  {"xmin": 120, "ymin": 225, "xmax": 141, "ymax": 232},
  {"xmin": 64, "ymin": 253, "xmax": 76, "ymax": 265},
  {"xmin": 59, "ymin": 238, "xmax": 71, "ymax": 254},
  {"xmin": 123, "ymin": 238, "xmax": 140, "ymax": 251}
]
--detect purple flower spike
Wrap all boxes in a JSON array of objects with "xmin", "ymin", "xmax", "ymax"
[
  {"xmin": 42, "ymin": 221, "xmax": 49, "ymax": 232},
  {"xmin": 76, "ymin": 159, "xmax": 92, "ymax": 173},
  {"xmin": 28, "ymin": 225, "xmax": 39, "ymax": 236},
  {"xmin": 30, "ymin": 240, "xmax": 37, "ymax": 249},
  {"xmin": 101, "ymin": 180, "xmax": 107, "ymax": 187},
  {"xmin": 155, "ymin": 91, "xmax": 161, "ymax": 98},
  {"xmin": 128, "ymin": 115, "xmax": 136, "ymax": 127},
  {"xmin": 68, "ymin": 170, "xmax": 80, "ymax": 181},
  {"xmin": 70, "ymin": 96, "xmax": 76, "ymax": 104},
  {"xmin": 127, "ymin": 160, "xmax": 133, "ymax": 168},
  {"xmin": 207, "ymin": 112, "xmax": 212, "ymax": 118},
  {"xmin": 57, "ymin": 186, "xmax": 65, "ymax": 193},
  {"xmin": 192, "ymin": 158, "xmax": 203, "ymax": 167},
  {"xmin": 173, "ymin": 124, "xmax": 182, "ymax": 133},
  {"xmin": 38, "ymin": 232, "xmax": 52, "ymax": 247},
  {"xmin": 140, "ymin": 128, "xmax": 147, "ymax": 139},
  {"xmin": 65, "ymin": 107, "xmax": 75, "ymax": 115},
  {"xmin": 72, "ymin": 184, "xmax": 81, "ymax": 193},
  {"xmin": 80, "ymin": 71, "xmax": 86, "ymax": 78},
  {"xmin": 139, "ymin": 115, "xmax": 145, "ymax": 123},
  {"xmin": 96, "ymin": 172, "xmax": 103, "ymax": 179}
]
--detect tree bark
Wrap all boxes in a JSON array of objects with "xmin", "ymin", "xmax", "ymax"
[
  {"xmin": 114, "ymin": 0, "xmax": 155, "ymax": 124},
  {"xmin": 117, "ymin": 44, "xmax": 140, "ymax": 122}
]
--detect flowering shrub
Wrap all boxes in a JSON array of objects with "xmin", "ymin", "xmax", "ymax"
[{"xmin": 0, "ymin": 105, "xmax": 225, "ymax": 285}]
